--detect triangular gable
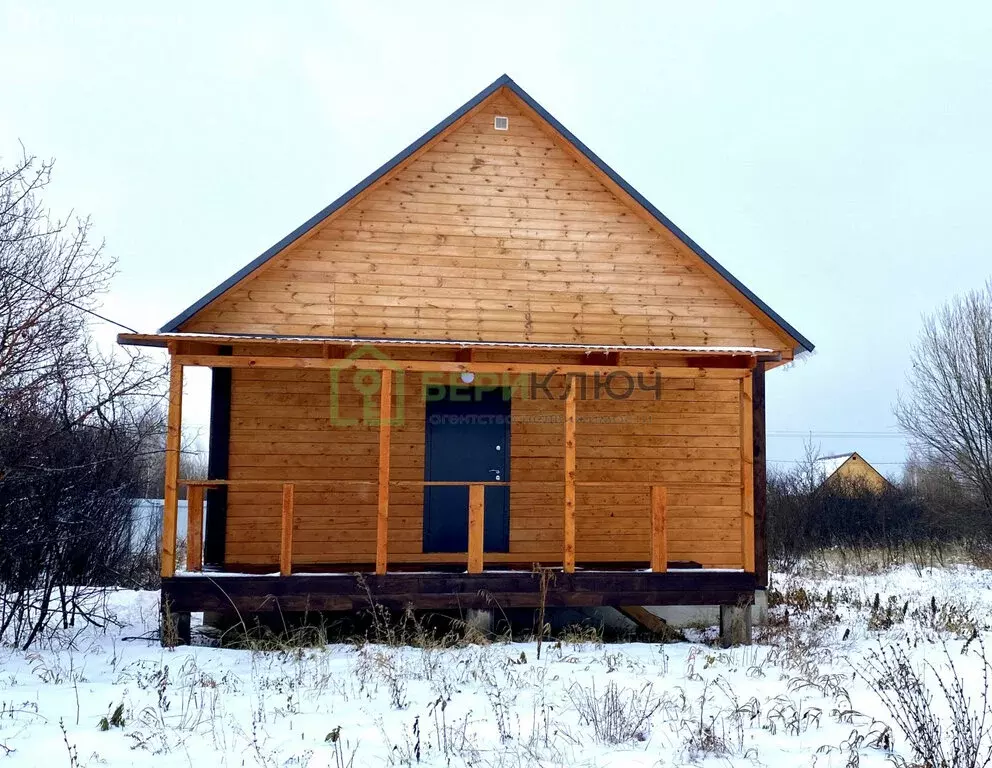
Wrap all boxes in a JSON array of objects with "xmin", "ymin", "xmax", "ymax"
[
  {"xmin": 817, "ymin": 452, "xmax": 891, "ymax": 490},
  {"xmin": 162, "ymin": 74, "xmax": 812, "ymax": 353}
]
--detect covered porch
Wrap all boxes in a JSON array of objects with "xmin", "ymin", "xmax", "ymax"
[{"xmin": 120, "ymin": 332, "xmax": 770, "ymax": 633}]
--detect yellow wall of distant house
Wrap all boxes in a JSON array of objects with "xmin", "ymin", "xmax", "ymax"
[{"xmin": 829, "ymin": 455, "xmax": 889, "ymax": 493}]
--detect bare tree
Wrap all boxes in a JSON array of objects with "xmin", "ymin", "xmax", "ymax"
[
  {"xmin": 896, "ymin": 281, "xmax": 992, "ymax": 518},
  {"xmin": 0, "ymin": 148, "xmax": 165, "ymax": 647}
]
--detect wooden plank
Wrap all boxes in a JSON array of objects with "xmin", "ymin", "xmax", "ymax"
[
  {"xmin": 752, "ymin": 363, "xmax": 768, "ymax": 586},
  {"xmin": 222, "ymin": 552, "xmax": 746, "ymax": 568},
  {"xmin": 161, "ymin": 357, "xmax": 183, "ymax": 578},
  {"xmin": 189, "ymin": 477, "xmax": 733, "ymax": 490},
  {"xmin": 650, "ymin": 485, "xmax": 668, "ymax": 572},
  {"xmin": 175, "ymin": 354, "xmax": 750, "ymax": 379},
  {"xmin": 280, "ymin": 483, "xmax": 295, "ymax": 576},
  {"xmin": 186, "ymin": 485, "xmax": 204, "ymax": 572},
  {"xmin": 617, "ymin": 606, "xmax": 671, "ymax": 635},
  {"xmin": 563, "ymin": 383, "xmax": 576, "ymax": 573},
  {"xmin": 740, "ymin": 374, "xmax": 755, "ymax": 572},
  {"xmin": 397, "ymin": 480, "xmax": 508, "ymax": 487},
  {"xmin": 190, "ymin": 324, "xmax": 774, "ymax": 347},
  {"xmin": 122, "ymin": 332, "xmax": 770, "ymax": 358},
  {"xmin": 183, "ymin": 478, "xmax": 511, "ymax": 488},
  {"xmin": 467, "ymin": 484, "xmax": 484, "ymax": 574},
  {"xmin": 376, "ymin": 369, "xmax": 392, "ymax": 575}
]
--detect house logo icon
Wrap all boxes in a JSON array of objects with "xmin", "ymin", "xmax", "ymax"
[{"xmin": 328, "ymin": 345, "xmax": 405, "ymax": 427}]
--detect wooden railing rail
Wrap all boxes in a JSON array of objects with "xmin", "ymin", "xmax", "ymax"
[{"xmin": 172, "ymin": 478, "xmax": 670, "ymax": 579}]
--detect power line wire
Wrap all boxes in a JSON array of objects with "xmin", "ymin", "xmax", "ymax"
[
  {"xmin": 0, "ymin": 265, "xmax": 138, "ymax": 333},
  {"xmin": 768, "ymin": 458, "xmax": 907, "ymax": 465},
  {"xmin": 769, "ymin": 429, "xmax": 903, "ymax": 434},
  {"xmin": 769, "ymin": 432, "xmax": 905, "ymax": 439}
]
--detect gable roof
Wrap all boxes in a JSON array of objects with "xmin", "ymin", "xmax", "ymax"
[
  {"xmin": 814, "ymin": 453, "xmax": 857, "ymax": 481},
  {"xmin": 814, "ymin": 452, "xmax": 891, "ymax": 488},
  {"xmin": 160, "ymin": 74, "xmax": 813, "ymax": 353}
]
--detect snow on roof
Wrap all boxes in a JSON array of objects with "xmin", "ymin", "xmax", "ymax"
[{"xmin": 814, "ymin": 453, "xmax": 855, "ymax": 482}]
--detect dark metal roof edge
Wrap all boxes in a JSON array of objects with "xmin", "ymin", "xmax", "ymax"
[
  {"xmin": 160, "ymin": 73, "xmax": 813, "ymax": 353},
  {"xmin": 160, "ymin": 74, "xmax": 516, "ymax": 332},
  {"xmin": 498, "ymin": 76, "xmax": 813, "ymax": 353}
]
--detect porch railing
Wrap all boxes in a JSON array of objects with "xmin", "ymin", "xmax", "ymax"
[
  {"xmin": 162, "ymin": 356, "xmax": 754, "ymax": 581},
  {"xmin": 173, "ymin": 478, "xmax": 669, "ymax": 578}
]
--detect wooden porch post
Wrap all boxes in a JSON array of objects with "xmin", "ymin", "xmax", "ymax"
[
  {"xmin": 280, "ymin": 483, "xmax": 295, "ymax": 576},
  {"xmin": 740, "ymin": 373, "xmax": 755, "ymax": 572},
  {"xmin": 563, "ymin": 382, "xmax": 576, "ymax": 573},
  {"xmin": 650, "ymin": 486, "xmax": 668, "ymax": 572},
  {"xmin": 752, "ymin": 363, "xmax": 769, "ymax": 587},
  {"xmin": 162, "ymin": 355, "xmax": 183, "ymax": 578},
  {"xmin": 186, "ymin": 485, "xmax": 204, "ymax": 572},
  {"xmin": 375, "ymin": 369, "xmax": 393, "ymax": 576},
  {"xmin": 467, "ymin": 484, "xmax": 485, "ymax": 574}
]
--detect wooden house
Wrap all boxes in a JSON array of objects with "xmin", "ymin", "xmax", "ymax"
[
  {"xmin": 119, "ymin": 75, "xmax": 813, "ymax": 642},
  {"xmin": 815, "ymin": 452, "xmax": 890, "ymax": 493}
]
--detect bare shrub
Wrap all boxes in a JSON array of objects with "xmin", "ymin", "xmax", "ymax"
[
  {"xmin": 767, "ymin": 440, "xmax": 977, "ymax": 569},
  {"xmin": 0, "ymin": 149, "xmax": 165, "ymax": 649},
  {"xmin": 860, "ymin": 636, "xmax": 992, "ymax": 768},
  {"xmin": 682, "ymin": 682, "xmax": 738, "ymax": 758},
  {"xmin": 567, "ymin": 680, "xmax": 660, "ymax": 745}
]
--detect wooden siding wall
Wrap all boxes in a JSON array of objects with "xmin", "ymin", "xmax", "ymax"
[
  {"xmin": 224, "ymin": 366, "xmax": 743, "ymax": 569},
  {"xmin": 182, "ymin": 91, "xmax": 786, "ymax": 351}
]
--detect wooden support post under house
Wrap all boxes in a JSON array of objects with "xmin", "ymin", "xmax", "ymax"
[
  {"xmin": 375, "ymin": 369, "xmax": 393, "ymax": 576},
  {"xmin": 740, "ymin": 373, "xmax": 756, "ymax": 572},
  {"xmin": 161, "ymin": 357, "xmax": 183, "ymax": 578},
  {"xmin": 280, "ymin": 483, "xmax": 295, "ymax": 577},
  {"xmin": 650, "ymin": 485, "xmax": 668, "ymax": 572},
  {"xmin": 186, "ymin": 485, "xmax": 204, "ymax": 572},
  {"xmin": 467, "ymin": 484, "xmax": 485, "ymax": 574},
  {"xmin": 617, "ymin": 605, "xmax": 671, "ymax": 636},
  {"xmin": 563, "ymin": 382, "xmax": 577, "ymax": 573}
]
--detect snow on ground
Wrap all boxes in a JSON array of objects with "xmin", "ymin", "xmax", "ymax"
[{"xmin": 2, "ymin": 562, "xmax": 991, "ymax": 767}]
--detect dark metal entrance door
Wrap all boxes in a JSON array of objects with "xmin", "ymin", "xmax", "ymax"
[{"xmin": 423, "ymin": 386, "xmax": 510, "ymax": 552}]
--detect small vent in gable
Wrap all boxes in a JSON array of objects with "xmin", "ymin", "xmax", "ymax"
[{"xmin": 494, "ymin": 115, "xmax": 509, "ymax": 131}]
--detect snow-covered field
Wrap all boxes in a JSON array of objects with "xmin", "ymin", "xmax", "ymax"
[{"xmin": 3, "ymin": 562, "xmax": 992, "ymax": 767}]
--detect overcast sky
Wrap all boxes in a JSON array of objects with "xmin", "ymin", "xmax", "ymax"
[{"xmin": 2, "ymin": 2, "xmax": 990, "ymax": 475}]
